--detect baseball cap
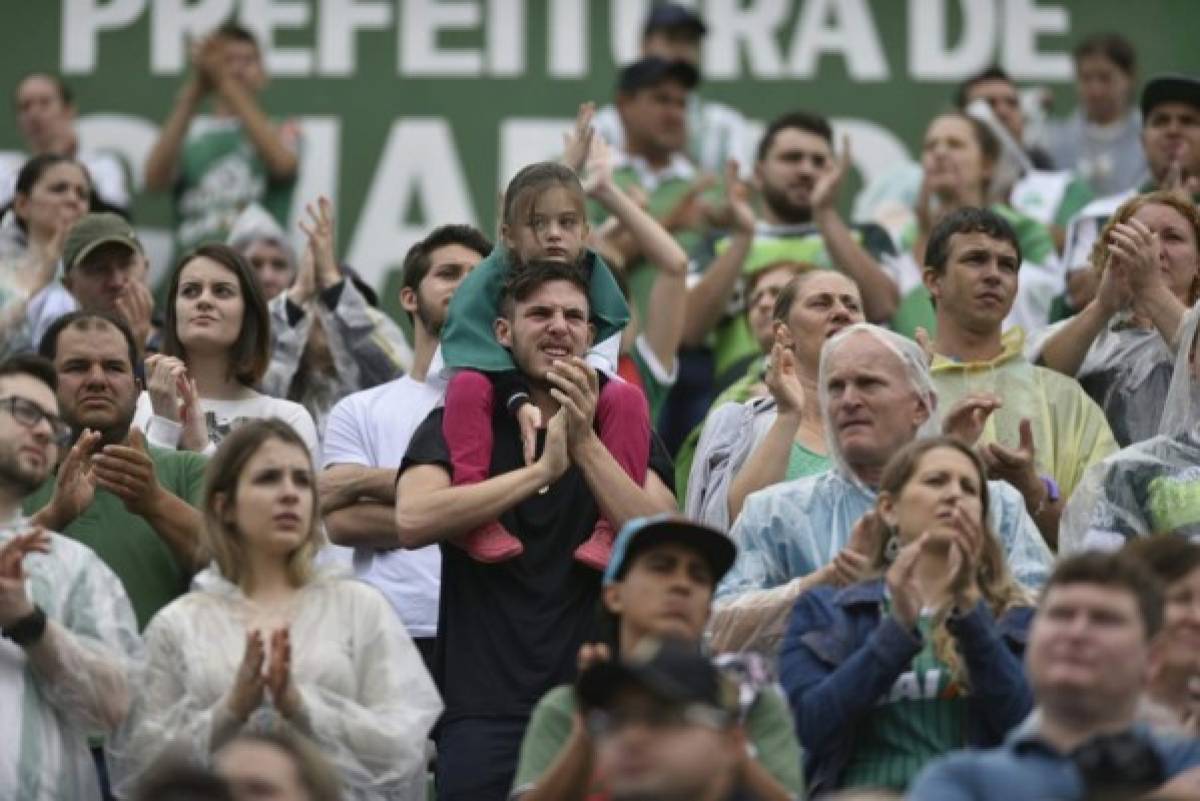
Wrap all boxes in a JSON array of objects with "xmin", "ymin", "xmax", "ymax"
[
  {"xmin": 617, "ymin": 57, "xmax": 700, "ymax": 94},
  {"xmin": 63, "ymin": 212, "xmax": 142, "ymax": 272},
  {"xmin": 643, "ymin": 4, "xmax": 708, "ymax": 38},
  {"xmin": 603, "ymin": 514, "xmax": 737, "ymax": 587},
  {"xmin": 1141, "ymin": 74, "xmax": 1200, "ymax": 118},
  {"xmin": 576, "ymin": 637, "xmax": 737, "ymax": 718}
]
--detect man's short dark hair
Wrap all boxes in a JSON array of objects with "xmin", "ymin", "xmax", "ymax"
[
  {"xmin": 1074, "ymin": 33, "xmax": 1137, "ymax": 76},
  {"xmin": 1044, "ymin": 551, "xmax": 1165, "ymax": 640},
  {"xmin": 13, "ymin": 71, "xmax": 72, "ymax": 109},
  {"xmin": 498, "ymin": 260, "xmax": 590, "ymax": 320},
  {"xmin": 39, "ymin": 310, "xmax": 140, "ymax": 373},
  {"xmin": 131, "ymin": 753, "xmax": 234, "ymax": 801},
  {"xmin": 955, "ymin": 65, "xmax": 1015, "ymax": 109},
  {"xmin": 756, "ymin": 111, "xmax": 833, "ymax": 162},
  {"xmin": 0, "ymin": 354, "xmax": 58, "ymax": 393},
  {"xmin": 925, "ymin": 207, "xmax": 1023, "ymax": 274},
  {"xmin": 400, "ymin": 224, "xmax": 493, "ymax": 321}
]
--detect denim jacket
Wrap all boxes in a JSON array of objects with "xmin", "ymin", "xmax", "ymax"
[{"xmin": 778, "ymin": 579, "xmax": 1034, "ymax": 795}]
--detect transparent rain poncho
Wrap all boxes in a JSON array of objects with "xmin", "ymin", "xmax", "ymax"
[
  {"xmin": 1060, "ymin": 305, "xmax": 1200, "ymax": 552},
  {"xmin": 932, "ymin": 327, "xmax": 1117, "ymax": 498},
  {"xmin": 108, "ymin": 569, "xmax": 443, "ymax": 801},
  {"xmin": 709, "ymin": 325, "xmax": 1053, "ymax": 657},
  {"xmin": 1027, "ymin": 314, "xmax": 1180, "ymax": 448}
]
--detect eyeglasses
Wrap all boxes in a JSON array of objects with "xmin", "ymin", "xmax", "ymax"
[
  {"xmin": 583, "ymin": 702, "xmax": 731, "ymax": 740},
  {"xmin": 0, "ymin": 396, "xmax": 72, "ymax": 447}
]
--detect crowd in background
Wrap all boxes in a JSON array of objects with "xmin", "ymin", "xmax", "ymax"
[{"xmin": 2, "ymin": 4, "xmax": 1200, "ymax": 801}]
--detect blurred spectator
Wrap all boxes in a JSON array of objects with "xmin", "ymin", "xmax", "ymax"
[
  {"xmin": 1059, "ymin": 74, "xmax": 1200, "ymax": 312},
  {"xmin": 144, "ymin": 23, "xmax": 299, "ymax": 253},
  {"xmin": 780, "ymin": 437, "xmax": 1034, "ymax": 795},
  {"xmin": 396, "ymin": 262, "xmax": 676, "ymax": 801},
  {"xmin": 510, "ymin": 515, "xmax": 802, "ymax": 801},
  {"xmin": 957, "ymin": 66, "xmax": 1056, "ymax": 171},
  {"xmin": 234, "ymin": 199, "xmax": 411, "ymax": 437},
  {"xmin": 131, "ymin": 244, "xmax": 319, "ymax": 458},
  {"xmin": 716, "ymin": 324, "xmax": 1052, "ymax": 614},
  {"xmin": 131, "ymin": 753, "xmax": 234, "ymax": 801},
  {"xmin": 923, "ymin": 207, "xmax": 1117, "ymax": 548},
  {"xmin": 0, "ymin": 72, "xmax": 130, "ymax": 215},
  {"xmin": 215, "ymin": 730, "xmax": 344, "ymax": 801},
  {"xmin": 0, "ymin": 354, "xmax": 141, "ymax": 800},
  {"xmin": 910, "ymin": 552, "xmax": 1200, "ymax": 800},
  {"xmin": 575, "ymin": 637, "xmax": 764, "ymax": 801},
  {"xmin": 1124, "ymin": 535, "xmax": 1200, "ymax": 736},
  {"xmin": 110, "ymin": 419, "xmax": 442, "ymax": 801},
  {"xmin": 890, "ymin": 112, "xmax": 1059, "ymax": 338},
  {"xmin": 27, "ymin": 312, "xmax": 207, "ymax": 628},
  {"xmin": 0, "ymin": 154, "xmax": 90, "ymax": 358},
  {"xmin": 593, "ymin": 4, "xmax": 751, "ymax": 176},
  {"xmin": 1046, "ymin": 34, "xmax": 1148, "ymax": 197},
  {"xmin": 687, "ymin": 270, "xmax": 864, "ymax": 532},
  {"xmin": 1030, "ymin": 190, "xmax": 1199, "ymax": 447},
  {"xmin": 321, "ymin": 224, "xmax": 490, "ymax": 667}
]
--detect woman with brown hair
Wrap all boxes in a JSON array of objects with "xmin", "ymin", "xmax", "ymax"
[
  {"xmin": 779, "ymin": 436, "xmax": 1034, "ymax": 796},
  {"xmin": 110, "ymin": 419, "xmax": 442, "ymax": 800},
  {"xmin": 131, "ymin": 243, "xmax": 319, "ymax": 457},
  {"xmin": 1031, "ymin": 190, "xmax": 1200, "ymax": 446}
]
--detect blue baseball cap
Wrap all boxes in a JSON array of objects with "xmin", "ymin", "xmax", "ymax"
[{"xmin": 602, "ymin": 514, "xmax": 737, "ymax": 587}]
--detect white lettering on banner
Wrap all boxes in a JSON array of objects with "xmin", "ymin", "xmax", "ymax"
[
  {"xmin": 242, "ymin": 0, "xmax": 314, "ymax": 75},
  {"xmin": 487, "ymin": 0, "xmax": 526, "ymax": 76},
  {"xmin": 787, "ymin": 0, "xmax": 888, "ymax": 80},
  {"xmin": 1002, "ymin": 0, "xmax": 1072, "ymax": 80},
  {"xmin": 400, "ymin": 0, "xmax": 485, "ymax": 75},
  {"xmin": 908, "ymin": 0, "xmax": 996, "ymax": 80},
  {"xmin": 611, "ymin": 0, "xmax": 652, "ymax": 66},
  {"xmin": 345, "ymin": 119, "xmax": 479, "ymax": 286},
  {"xmin": 499, "ymin": 118, "xmax": 574, "ymax": 191},
  {"xmin": 317, "ymin": 0, "xmax": 393, "ymax": 76},
  {"xmin": 287, "ymin": 118, "xmax": 342, "ymax": 253},
  {"xmin": 150, "ymin": 0, "xmax": 236, "ymax": 74},
  {"xmin": 62, "ymin": 0, "xmax": 146, "ymax": 73},
  {"xmin": 703, "ymin": 0, "xmax": 790, "ymax": 80},
  {"xmin": 548, "ymin": 0, "xmax": 587, "ymax": 78}
]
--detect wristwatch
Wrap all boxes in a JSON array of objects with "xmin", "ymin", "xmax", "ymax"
[{"xmin": 2, "ymin": 605, "xmax": 47, "ymax": 648}]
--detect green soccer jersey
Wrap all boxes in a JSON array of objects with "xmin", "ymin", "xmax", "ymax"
[
  {"xmin": 840, "ymin": 611, "xmax": 967, "ymax": 791},
  {"xmin": 174, "ymin": 116, "xmax": 299, "ymax": 251}
]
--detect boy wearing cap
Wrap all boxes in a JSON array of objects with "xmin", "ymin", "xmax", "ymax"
[
  {"xmin": 593, "ymin": 4, "xmax": 751, "ymax": 177},
  {"xmin": 510, "ymin": 515, "xmax": 804, "ymax": 801}
]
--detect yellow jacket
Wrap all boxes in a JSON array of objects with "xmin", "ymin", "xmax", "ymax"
[{"xmin": 931, "ymin": 328, "xmax": 1118, "ymax": 498}]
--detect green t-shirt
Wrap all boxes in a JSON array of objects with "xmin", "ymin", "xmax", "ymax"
[
  {"xmin": 174, "ymin": 116, "xmax": 299, "ymax": 251},
  {"xmin": 891, "ymin": 204, "xmax": 1056, "ymax": 340},
  {"xmin": 511, "ymin": 681, "xmax": 805, "ymax": 798},
  {"xmin": 22, "ymin": 444, "xmax": 207, "ymax": 629},
  {"xmin": 710, "ymin": 222, "xmax": 897, "ymax": 382},
  {"xmin": 840, "ymin": 612, "xmax": 966, "ymax": 791},
  {"xmin": 786, "ymin": 442, "xmax": 832, "ymax": 481}
]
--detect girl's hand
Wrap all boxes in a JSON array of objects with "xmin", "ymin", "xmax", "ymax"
[
  {"xmin": 562, "ymin": 102, "xmax": 596, "ymax": 173},
  {"xmin": 177, "ymin": 374, "xmax": 210, "ymax": 452},
  {"xmin": 764, "ymin": 343, "xmax": 805, "ymax": 417},
  {"xmin": 144, "ymin": 354, "xmax": 186, "ymax": 421},
  {"xmin": 225, "ymin": 630, "xmax": 266, "ymax": 722},
  {"xmin": 266, "ymin": 628, "xmax": 303, "ymax": 721},
  {"xmin": 1107, "ymin": 218, "xmax": 1163, "ymax": 297},
  {"xmin": 298, "ymin": 197, "xmax": 340, "ymax": 290},
  {"xmin": 886, "ymin": 535, "xmax": 926, "ymax": 630},
  {"xmin": 582, "ymin": 132, "xmax": 616, "ymax": 199}
]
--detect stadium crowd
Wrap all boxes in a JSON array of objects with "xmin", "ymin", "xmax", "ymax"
[{"xmin": 4, "ymin": 4, "xmax": 1200, "ymax": 800}]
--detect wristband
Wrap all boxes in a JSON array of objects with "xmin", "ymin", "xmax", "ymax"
[
  {"xmin": 2, "ymin": 605, "xmax": 47, "ymax": 648},
  {"xmin": 1033, "ymin": 476, "xmax": 1060, "ymax": 516}
]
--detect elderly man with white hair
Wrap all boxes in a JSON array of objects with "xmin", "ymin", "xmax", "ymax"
[{"xmin": 710, "ymin": 323, "xmax": 1053, "ymax": 653}]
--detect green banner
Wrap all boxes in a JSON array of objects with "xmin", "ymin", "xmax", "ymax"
[{"xmin": 3, "ymin": 0, "xmax": 1197, "ymax": 320}]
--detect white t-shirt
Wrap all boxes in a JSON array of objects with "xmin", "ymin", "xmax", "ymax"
[
  {"xmin": 322, "ymin": 374, "xmax": 445, "ymax": 638},
  {"xmin": 133, "ymin": 389, "xmax": 320, "ymax": 460}
]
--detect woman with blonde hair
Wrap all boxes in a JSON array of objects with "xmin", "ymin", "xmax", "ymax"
[
  {"xmin": 779, "ymin": 436, "xmax": 1034, "ymax": 796},
  {"xmin": 1031, "ymin": 189, "xmax": 1200, "ymax": 446},
  {"xmin": 111, "ymin": 418, "xmax": 442, "ymax": 800}
]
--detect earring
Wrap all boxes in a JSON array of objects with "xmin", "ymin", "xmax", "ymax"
[{"xmin": 883, "ymin": 529, "xmax": 900, "ymax": 563}]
